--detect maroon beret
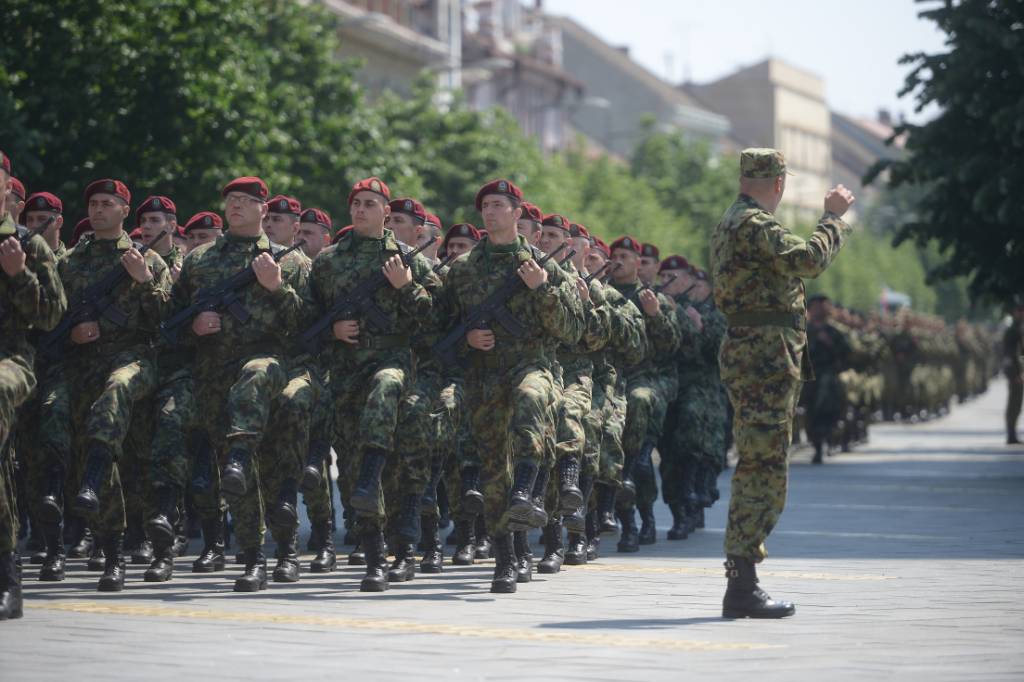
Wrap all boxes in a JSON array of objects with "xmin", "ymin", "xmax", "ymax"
[
  {"xmin": 332, "ymin": 224, "xmax": 355, "ymax": 244},
  {"xmin": 9, "ymin": 177, "xmax": 26, "ymax": 201},
  {"xmin": 445, "ymin": 223, "xmax": 481, "ymax": 244},
  {"xmin": 136, "ymin": 195, "xmax": 176, "ymax": 223},
  {"xmin": 348, "ymin": 177, "xmax": 391, "ymax": 206},
  {"xmin": 267, "ymin": 194, "xmax": 301, "ymax": 216},
  {"xmin": 569, "ymin": 223, "xmax": 590, "ymax": 239},
  {"xmin": 300, "ymin": 208, "xmax": 332, "ymax": 231},
  {"xmin": 541, "ymin": 213, "xmax": 570, "ymax": 232},
  {"xmin": 25, "ymin": 192, "xmax": 62, "ymax": 214},
  {"xmin": 221, "ymin": 176, "xmax": 268, "ymax": 200},
  {"xmin": 519, "ymin": 201, "xmax": 543, "ymax": 223},
  {"xmin": 475, "ymin": 178, "xmax": 523, "ymax": 212},
  {"xmin": 610, "ymin": 236, "xmax": 641, "ymax": 255},
  {"xmin": 592, "ymin": 238, "xmax": 611, "ymax": 259},
  {"xmin": 425, "ymin": 212, "xmax": 443, "ymax": 232},
  {"xmin": 85, "ymin": 178, "xmax": 131, "ymax": 205},
  {"xmin": 0, "ymin": 151, "xmax": 10, "ymax": 175},
  {"xmin": 70, "ymin": 218, "xmax": 92, "ymax": 246},
  {"xmin": 129, "ymin": 227, "xmax": 143, "ymax": 240},
  {"xmin": 388, "ymin": 197, "xmax": 426, "ymax": 224},
  {"xmin": 641, "ymin": 243, "xmax": 660, "ymax": 259},
  {"xmin": 184, "ymin": 211, "xmax": 224, "ymax": 233},
  {"xmin": 659, "ymin": 255, "xmax": 690, "ymax": 273}
]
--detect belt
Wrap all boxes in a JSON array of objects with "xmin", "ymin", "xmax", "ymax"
[
  {"xmin": 357, "ymin": 334, "xmax": 410, "ymax": 350},
  {"xmin": 727, "ymin": 310, "xmax": 806, "ymax": 331}
]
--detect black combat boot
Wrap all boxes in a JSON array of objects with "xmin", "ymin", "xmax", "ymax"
[
  {"xmin": 87, "ymin": 542, "xmax": 106, "ymax": 572},
  {"xmin": 473, "ymin": 515, "xmax": 492, "ymax": 559},
  {"xmin": 359, "ymin": 529, "xmax": 389, "ymax": 592},
  {"xmin": 28, "ymin": 526, "xmax": 47, "ymax": 565},
  {"xmin": 234, "ymin": 548, "xmax": 268, "ymax": 592},
  {"xmin": 638, "ymin": 501, "xmax": 657, "ymax": 545},
  {"xmin": 309, "ymin": 520, "xmax": 336, "ymax": 573},
  {"xmin": 635, "ymin": 442, "xmax": 655, "ymax": 480},
  {"xmin": 40, "ymin": 524, "xmax": 66, "ymax": 582},
  {"xmin": 300, "ymin": 438, "xmax": 329, "ymax": 496},
  {"xmin": 190, "ymin": 435, "xmax": 214, "ymax": 492},
  {"xmin": 667, "ymin": 503, "xmax": 688, "ymax": 540},
  {"xmin": 271, "ymin": 478, "xmax": 299, "ymax": 528},
  {"xmin": 562, "ymin": 471, "xmax": 594, "ymax": 534},
  {"xmin": 489, "ymin": 533, "xmax": 518, "ymax": 594},
  {"xmin": 171, "ymin": 516, "xmax": 189, "ymax": 558},
  {"xmin": 350, "ymin": 447, "xmax": 388, "ymax": 514},
  {"xmin": 616, "ymin": 507, "xmax": 640, "ymax": 553},
  {"xmin": 68, "ymin": 522, "xmax": 93, "ymax": 558},
  {"xmin": 537, "ymin": 520, "xmax": 565, "ymax": 574},
  {"xmin": 127, "ymin": 519, "xmax": 154, "ymax": 565},
  {"xmin": 527, "ymin": 465, "xmax": 550, "ymax": 529},
  {"xmin": 0, "ymin": 551, "xmax": 23, "ymax": 621},
  {"xmin": 419, "ymin": 515, "xmax": 444, "ymax": 574},
  {"xmin": 619, "ymin": 455, "xmax": 637, "ymax": 506},
  {"xmin": 451, "ymin": 517, "xmax": 476, "ymax": 566},
  {"xmin": 507, "ymin": 460, "xmax": 540, "ymax": 526},
  {"xmin": 220, "ymin": 447, "xmax": 252, "ymax": 498},
  {"xmin": 564, "ymin": 532, "xmax": 588, "ymax": 565},
  {"xmin": 706, "ymin": 465, "xmax": 721, "ymax": 505},
  {"xmin": 347, "ymin": 540, "xmax": 366, "ymax": 566},
  {"xmin": 146, "ymin": 484, "xmax": 180, "ymax": 548},
  {"xmin": 585, "ymin": 510, "xmax": 601, "ymax": 561},
  {"xmin": 192, "ymin": 517, "xmax": 226, "ymax": 573},
  {"xmin": 271, "ymin": 530, "xmax": 300, "ymax": 583},
  {"xmin": 393, "ymin": 493, "xmax": 422, "ymax": 546},
  {"xmin": 556, "ymin": 456, "xmax": 583, "ymax": 514},
  {"xmin": 459, "ymin": 465, "xmax": 485, "ymax": 516},
  {"xmin": 596, "ymin": 483, "xmax": 618, "ymax": 535},
  {"xmin": 387, "ymin": 543, "xmax": 417, "ymax": 583},
  {"xmin": 39, "ymin": 466, "xmax": 65, "ymax": 526},
  {"xmin": 143, "ymin": 544, "xmax": 174, "ymax": 583},
  {"xmin": 513, "ymin": 530, "xmax": 532, "ymax": 583},
  {"xmin": 420, "ymin": 461, "xmax": 445, "ymax": 515},
  {"xmin": 681, "ymin": 461, "xmax": 701, "ymax": 534},
  {"xmin": 73, "ymin": 443, "xmax": 112, "ymax": 514},
  {"xmin": 97, "ymin": 534, "xmax": 126, "ymax": 592},
  {"xmin": 722, "ymin": 555, "xmax": 795, "ymax": 619}
]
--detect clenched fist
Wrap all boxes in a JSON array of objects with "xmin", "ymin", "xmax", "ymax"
[{"xmin": 824, "ymin": 184, "xmax": 856, "ymax": 218}]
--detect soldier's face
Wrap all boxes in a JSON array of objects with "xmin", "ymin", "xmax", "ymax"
[
  {"xmin": 224, "ymin": 192, "xmax": 266, "ymax": 232},
  {"xmin": 24, "ymin": 210, "xmax": 62, "ymax": 237},
  {"xmin": 480, "ymin": 195, "xmax": 520, "ymax": 235},
  {"xmin": 87, "ymin": 193, "xmax": 130, "ymax": 234},
  {"xmin": 638, "ymin": 256, "xmax": 660, "ymax": 284},
  {"xmin": 7, "ymin": 195, "xmax": 25, "ymax": 220},
  {"xmin": 659, "ymin": 270, "xmax": 691, "ymax": 295},
  {"xmin": 388, "ymin": 212, "xmax": 420, "ymax": 246},
  {"xmin": 584, "ymin": 251, "xmax": 606, "ymax": 275},
  {"xmin": 516, "ymin": 219, "xmax": 540, "ymax": 245},
  {"xmin": 298, "ymin": 223, "xmax": 328, "ymax": 259},
  {"xmin": 139, "ymin": 211, "xmax": 174, "ymax": 245},
  {"xmin": 350, "ymin": 192, "xmax": 388, "ymax": 233},
  {"xmin": 445, "ymin": 236, "xmax": 475, "ymax": 258},
  {"xmin": 539, "ymin": 226, "xmax": 569, "ymax": 256},
  {"xmin": 187, "ymin": 228, "xmax": 221, "ymax": 251},
  {"xmin": 610, "ymin": 249, "xmax": 639, "ymax": 281},
  {"xmin": 264, "ymin": 213, "xmax": 299, "ymax": 246}
]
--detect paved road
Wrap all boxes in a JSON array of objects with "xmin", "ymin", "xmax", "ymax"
[{"xmin": 3, "ymin": 380, "xmax": 1022, "ymax": 681}]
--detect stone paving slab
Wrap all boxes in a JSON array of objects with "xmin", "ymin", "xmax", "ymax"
[{"xmin": 2, "ymin": 380, "xmax": 1022, "ymax": 681}]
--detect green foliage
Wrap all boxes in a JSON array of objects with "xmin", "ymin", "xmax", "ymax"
[{"xmin": 867, "ymin": 0, "xmax": 1024, "ymax": 304}]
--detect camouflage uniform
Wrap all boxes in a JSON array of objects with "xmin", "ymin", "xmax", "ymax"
[
  {"xmin": 803, "ymin": 320, "xmax": 851, "ymax": 456},
  {"xmin": 711, "ymin": 193, "xmax": 850, "ymax": 562}
]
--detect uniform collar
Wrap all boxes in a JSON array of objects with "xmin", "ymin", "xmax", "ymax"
[
  {"xmin": 0, "ymin": 213, "xmax": 14, "ymax": 237},
  {"xmin": 219, "ymin": 231, "xmax": 271, "ymax": 253}
]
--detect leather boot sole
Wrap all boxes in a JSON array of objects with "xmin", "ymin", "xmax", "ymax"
[
  {"xmin": 360, "ymin": 577, "xmax": 389, "ymax": 592},
  {"xmin": 309, "ymin": 555, "xmax": 336, "ymax": 573},
  {"xmin": 490, "ymin": 579, "xmax": 516, "ymax": 594},
  {"xmin": 97, "ymin": 578, "xmax": 124, "ymax": 592},
  {"xmin": 191, "ymin": 558, "xmax": 226, "ymax": 573}
]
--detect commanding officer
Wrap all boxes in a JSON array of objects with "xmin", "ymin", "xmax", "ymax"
[
  {"xmin": 1, "ymin": 152, "xmax": 67, "ymax": 619},
  {"xmin": 711, "ymin": 148, "xmax": 854, "ymax": 618},
  {"xmin": 441, "ymin": 179, "xmax": 584, "ymax": 594}
]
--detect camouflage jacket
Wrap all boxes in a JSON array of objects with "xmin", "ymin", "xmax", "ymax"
[
  {"xmin": 157, "ymin": 244, "xmax": 185, "ymax": 272},
  {"xmin": 711, "ymin": 194, "xmax": 850, "ymax": 319},
  {"xmin": 677, "ymin": 295, "xmax": 726, "ymax": 389},
  {"xmin": 172, "ymin": 231, "xmax": 310, "ymax": 363},
  {"xmin": 609, "ymin": 279, "xmax": 680, "ymax": 377},
  {"xmin": 558, "ymin": 262, "xmax": 611, "ymax": 366},
  {"xmin": 309, "ymin": 228, "xmax": 440, "ymax": 373},
  {"xmin": 0, "ymin": 214, "xmax": 67, "ymax": 356},
  {"xmin": 58, "ymin": 230, "xmax": 172, "ymax": 358},
  {"xmin": 442, "ymin": 234, "xmax": 584, "ymax": 367}
]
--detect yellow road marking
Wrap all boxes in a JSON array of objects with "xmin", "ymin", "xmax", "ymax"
[
  {"xmin": 567, "ymin": 563, "xmax": 894, "ymax": 581},
  {"xmin": 27, "ymin": 601, "xmax": 784, "ymax": 652}
]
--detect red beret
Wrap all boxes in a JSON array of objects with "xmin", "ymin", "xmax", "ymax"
[
  {"xmin": 519, "ymin": 201, "xmax": 543, "ymax": 223},
  {"xmin": 221, "ymin": 176, "xmax": 268, "ymax": 200},
  {"xmin": 300, "ymin": 208, "xmax": 332, "ymax": 231},
  {"xmin": 0, "ymin": 151, "xmax": 10, "ymax": 175},
  {"xmin": 85, "ymin": 178, "xmax": 131, "ymax": 205},
  {"xmin": 348, "ymin": 177, "xmax": 390, "ymax": 206},
  {"xmin": 388, "ymin": 197, "xmax": 426, "ymax": 224},
  {"xmin": 541, "ymin": 213, "xmax": 569, "ymax": 231},
  {"xmin": 129, "ymin": 227, "xmax": 143, "ymax": 240},
  {"xmin": 659, "ymin": 255, "xmax": 690, "ymax": 273},
  {"xmin": 332, "ymin": 224, "xmax": 354, "ymax": 244},
  {"xmin": 9, "ymin": 177, "xmax": 25, "ymax": 200},
  {"xmin": 71, "ymin": 218, "xmax": 92, "ymax": 246},
  {"xmin": 475, "ymin": 179, "xmax": 523, "ymax": 212},
  {"xmin": 592, "ymin": 237, "xmax": 611, "ymax": 259},
  {"xmin": 691, "ymin": 267, "xmax": 709, "ymax": 281},
  {"xmin": 184, "ymin": 211, "xmax": 224, "ymax": 233},
  {"xmin": 610, "ymin": 236, "xmax": 641, "ymax": 255},
  {"xmin": 25, "ymin": 192, "xmax": 62, "ymax": 214},
  {"xmin": 569, "ymin": 223, "xmax": 589, "ymax": 239},
  {"xmin": 425, "ymin": 212, "xmax": 443, "ymax": 232},
  {"xmin": 136, "ymin": 195, "xmax": 177, "ymax": 222},
  {"xmin": 267, "ymin": 194, "xmax": 301, "ymax": 216},
  {"xmin": 445, "ymin": 222, "xmax": 481, "ymax": 244},
  {"xmin": 641, "ymin": 243, "xmax": 660, "ymax": 259}
]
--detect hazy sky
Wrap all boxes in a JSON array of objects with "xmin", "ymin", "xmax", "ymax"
[{"xmin": 543, "ymin": 0, "xmax": 948, "ymax": 122}]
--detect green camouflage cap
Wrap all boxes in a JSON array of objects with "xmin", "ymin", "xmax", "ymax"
[{"xmin": 740, "ymin": 148, "xmax": 792, "ymax": 178}]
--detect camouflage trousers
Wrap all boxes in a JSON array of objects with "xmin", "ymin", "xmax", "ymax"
[
  {"xmin": 442, "ymin": 377, "xmax": 472, "ymax": 520},
  {"xmin": 15, "ymin": 362, "xmax": 71, "ymax": 532},
  {"xmin": 660, "ymin": 381, "xmax": 728, "ymax": 506},
  {"xmin": 0, "ymin": 349, "xmax": 35, "ymax": 450},
  {"xmin": 548, "ymin": 357, "xmax": 593, "ymax": 512},
  {"xmin": 192, "ymin": 355, "xmax": 287, "ymax": 551},
  {"xmin": 149, "ymin": 370, "xmax": 196, "ymax": 493},
  {"xmin": 65, "ymin": 348, "xmax": 159, "ymax": 540},
  {"xmin": 0, "ymin": 455, "xmax": 17, "ymax": 553},
  {"xmin": 464, "ymin": 357, "xmax": 557, "ymax": 536},
  {"xmin": 621, "ymin": 370, "xmax": 665, "ymax": 507},
  {"xmin": 596, "ymin": 374, "xmax": 626, "ymax": 486},
  {"xmin": 719, "ymin": 327, "xmax": 805, "ymax": 562}
]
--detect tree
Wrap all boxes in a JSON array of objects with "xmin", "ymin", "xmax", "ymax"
[{"xmin": 867, "ymin": 0, "xmax": 1024, "ymax": 304}]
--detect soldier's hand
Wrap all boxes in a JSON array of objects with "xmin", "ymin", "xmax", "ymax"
[
  {"xmin": 333, "ymin": 319, "xmax": 360, "ymax": 345},
  {"xmin": 824, "ymin": 184, "xmax": 855, "ymax": 218},
  {"xmin": 638, "ymin": 289, "xmax": 660, "ymax": 317},
  {"xmin": 252, "ymin": 252, "xmax": 282, "ymax": 292},
  {"xmin": 383, "ymin": 254, "xmax": 413, "ymax": 289},
  {"xmin": 574, "ymin": 277, "xmax": 591, "ymax": 303},
  {"xmin": 684, "ymin": 305, "xmax": 703, "ymax": 332},
  {"xmin": 122, "ymin": 247, "xmax": 153, "ymax": 284},
  {"xmin": 467, "ymin": 328, "xmax": 495, "ymax": 351},
  {"xmin": 71, "ymin": 321, "xmax": 100, "ymax": 344},
  {"xmin": 0, "ymin": 236, "xmax": 27, "ymax": 277},
  {"xmin": 193, "ymin": 311, "xmax": 222, "ymax": 336},
  {"xmin": 518, "ymin": 259, "xmax": 548, "ymax": 290},
  {"xmin": 170, "ymin": 262, "xmax": 182, "ymax": 283}
]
